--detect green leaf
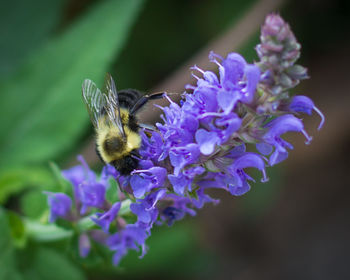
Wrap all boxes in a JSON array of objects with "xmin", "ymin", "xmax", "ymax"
[
  {"xmin": 0, "ymin": 208, "xmax": 22, "ymax": 280},
  {"xmin": 20, "ymin": 190, "xmax": 48, "ymax": 219},
  {"xmin": 25, "ymin": 219, "xmax": 73, "ymax": 242},
  {"xmin": 7, "ymin": 211, "xmax": 27, "ymax": 248},
  {"xmin": 105, "ymin": 177, "xmax": 119, "ymax": 204},
  {"xmin": 0, "ymin": 166, "xmax": 55, "ymax": 204},
  {"xmin": 49, "ymin": 162, "xmax": 71, "ymax": 193},
  {"xmin": 119, "ymin": 199, "xmax": 132, "ymax": 216},
  {"xmin": 21, "ymin": 247, "xmax": 85, "ymax": 280},
  {"xmin": 188, "ymin": 189, "xmax": 199, "ymax": 200},
  {"xmin": 76, "ymin": 216, "xmax": 96, "ymax": 232},
  {"xmin": 0, "ymin": 0, "xmax": 145, "ymax": 169},
  {"xmin": 0, "ymin": 0, "xmax": 64, "ymax": 78}
]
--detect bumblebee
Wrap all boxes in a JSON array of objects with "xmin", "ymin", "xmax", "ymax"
[{"xmin": 82, "ymin": 73, "xmax": 164, "ymax": 175}]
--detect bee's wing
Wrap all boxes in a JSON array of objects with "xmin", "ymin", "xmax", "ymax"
[
  {"xmin": 103, "ymin": 73, "xmax": 126, "ymax": 138},
  {"xmin": 82, "ymin": 79, "xmax": 105, "ymax": 129}
]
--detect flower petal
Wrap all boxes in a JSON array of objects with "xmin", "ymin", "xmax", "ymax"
[
  {"xmin": 45, "ymin": 192, "xmax": 72, "ymax": 222},
  {"xmin": 130, "ymin": 175, "xmax": 149, "ymax": 198},
  {"xmin": 217, "ymin": 89, "xmax": 240, "ymax": 113},
  {"xmin": 79, "ymin": 233, "xmax": 91, "ymax": 258},
  {"xmin": 91, "ymin": 202, "xmax": 121, "ymax": 233},
  {"xmin": 195, "ymin": 129, "xmax": 220, "ymax": 155},
  {"xmin": 221, "ymin": 52, "xmax": 246, "ymax": 88},
  {"xmin": 232, "ymin": 153, "xmax": 265, "ymax": 171},
  {"xmin": 241, "ymin": 64, "xmax": 260, "ymax": 104}
]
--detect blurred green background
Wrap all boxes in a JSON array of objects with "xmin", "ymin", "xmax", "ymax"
[{"xmin": 0, "ymin": 0, "xmax": 349, "ymax": 279}]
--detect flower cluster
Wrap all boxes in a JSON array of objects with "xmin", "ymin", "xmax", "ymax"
[{"xmin": 46, "ymin": 14, "xmax": 324, "ymax": 266}]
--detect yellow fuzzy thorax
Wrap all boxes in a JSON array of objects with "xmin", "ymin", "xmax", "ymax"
[{"xmin": 96, "ymin": 108, "xmax": 141, "ymax": 163}]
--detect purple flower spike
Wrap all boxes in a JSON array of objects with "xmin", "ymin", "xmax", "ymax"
[
  {"xmin": 289, "ymin": 95, "xmax": 325, "ymax": 130},
  {"xmin": 45, "ymin": 192, "xmax": 72, "ymax": 223},
  {"xmin": 79, "ymin": 233, "xmax": 91, "ymax": 258},
  {"xmin": 45, "ymin": 14, "xmax": 323, "ymax": 267},
  {"xmin": 91, "ymin": 202, "xmax": 121, "ymax": 233}
]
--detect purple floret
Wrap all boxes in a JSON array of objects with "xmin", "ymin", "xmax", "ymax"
[
  {"xmin": 107, "ymin": 224, "xmax": 148, "ymax": 266},
  {"xmin": 45, "ymin": 192, "xmax": 72, "ymax": 222},
  {"xmin": 261, "ymin": 114, "xmax": 313, "ymax": 165},
  {"xmin": 77, "ymin": 181, "xmax": 106, "ymax": 214},
  {"xmin": 288, "ymin": 95, "xmax": 325, "ymax": 130},
  {"xmin": 91, "ymin": 202, "xmax": 121, "ymax": 233},
  {"xmin": 130, "ymin": 166, "xmax": 167, "ymax": 198},
  {"xmin": 79, "ymin": 233, "xmax": 91, "ymax": 258}
]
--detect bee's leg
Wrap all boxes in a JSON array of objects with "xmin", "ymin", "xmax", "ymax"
[
  {"xmin": 130, "ymin": 92, "xmax": 166, "ymax": 114},
  {"xmin": 130, "ymin": 149, "xmax": 141, "ymax": 160}
]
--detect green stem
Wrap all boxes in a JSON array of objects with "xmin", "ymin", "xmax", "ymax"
[
  {"xmin": 25, "ymin": 199, "xmax": 133, "ymax": 242},
  {"xmin": 25, "ymin": 219, "xmax": 73, "ymax": 242}
]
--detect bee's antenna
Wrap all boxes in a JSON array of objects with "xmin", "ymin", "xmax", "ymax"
[{"xmin": 130, "ymin": 91, "xmax": 167, "ymax": 114}]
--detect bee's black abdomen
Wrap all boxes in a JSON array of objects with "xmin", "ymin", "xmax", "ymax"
[
  {"xmin": 112, "ymin": 153, "xmax": 139, "ymax": 175},
  {"xmin": 118, "ymin": 89, "xmax": 142, "ymax": 109}
]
